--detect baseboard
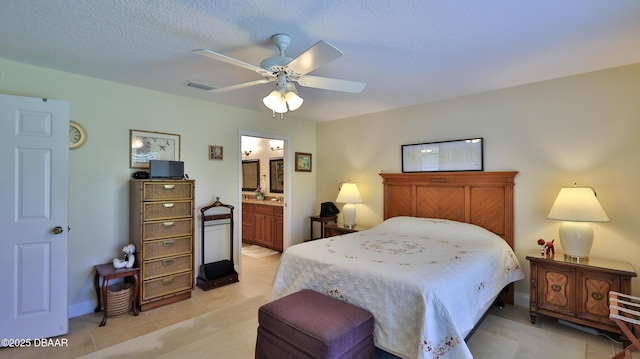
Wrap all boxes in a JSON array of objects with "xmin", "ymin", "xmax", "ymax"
[
  {"xmin": 68, "ymin": 300, "xmax": 96, "ymax": 318},
  {"xmin": 513, "ymin": 291, "xmax": 529, "ymax": 308},
  {"xmin": 67, "ymin": 291, "xmax": 532, "ymax": 319}
]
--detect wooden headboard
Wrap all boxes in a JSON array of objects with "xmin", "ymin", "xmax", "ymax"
[{"xmin": 380, "ymin": 171, "xmax": 518, "ymax": 250}]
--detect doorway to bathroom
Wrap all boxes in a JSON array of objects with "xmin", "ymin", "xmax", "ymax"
[{"xmin": 239, "ymin": 133, "xmax": 290, "ymax": 263}]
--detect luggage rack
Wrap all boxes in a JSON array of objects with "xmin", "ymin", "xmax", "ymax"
[{"xmin": 196, "ymin": 197, "xmax": 239, "ymax": 291}]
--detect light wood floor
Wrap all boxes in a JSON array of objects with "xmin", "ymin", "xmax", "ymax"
[{"xmin": 2, "ymin": 250, "xmax": 635, "ymax": 359}]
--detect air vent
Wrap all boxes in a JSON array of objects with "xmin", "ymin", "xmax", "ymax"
[{"xmin": 184, "ymin": 81, "xmax": 216, "ymax": 91}]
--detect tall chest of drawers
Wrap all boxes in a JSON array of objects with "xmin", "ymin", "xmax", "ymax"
[{"xmin": 130, "ymin": 179, "xmax": 195, "ymax": 311}]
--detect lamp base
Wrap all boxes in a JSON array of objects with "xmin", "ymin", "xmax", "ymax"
[
  {"xmin": 563, "ymin": 254, "xmax": 589, "ymax": 263},
  {"xmin": 342, "ymin": 203, "xmax": 356, "ymax": 229},
  {"xmin": 558, "ymin": 221, "xmax": 594, "ymax": 262}
]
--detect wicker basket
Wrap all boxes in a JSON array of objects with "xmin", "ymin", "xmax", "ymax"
[{"xmin": 106, "ymin": 282, "xmax": 133, "ymax": 317}]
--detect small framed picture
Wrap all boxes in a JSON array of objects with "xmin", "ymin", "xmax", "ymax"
[
  {"xmin": 209, "ymin": 145, "xmax": 223, "ymax": 160},
  {"xmin": 295, "ymin": 152, "xmax": 312, "ymax": 172}
]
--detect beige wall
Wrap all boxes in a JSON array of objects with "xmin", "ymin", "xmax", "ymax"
[
  {"xmin": 0, "ymin": 58, "xmax": 317, "ymax": 316},
  {"xmin": 3, "ymin": 55, "xmax": 639, "ymax": 315},
  {"xmin": 316, "ymin": 63, "xmax": 640, "ymax": 300}
]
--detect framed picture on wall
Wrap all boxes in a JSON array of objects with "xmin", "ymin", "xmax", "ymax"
[
  {"xmin": 295, "ymin": 152, "xmax": 312, "ymax": 172},
  {"xmin": 209, "ymin": 145, "xmax": 223, "ymax": 160},
  {"xmin": 402, "ymin": 138, "xmax": 483, "ymax": 172},
  {"xmin": 130, "ymin": 129, "xmax": 180, "ymax": 168}
]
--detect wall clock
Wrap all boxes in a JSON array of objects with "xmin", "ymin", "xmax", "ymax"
[{"xmin": 69, "ymin": 121, "xmax": 87, "ymax": 149}]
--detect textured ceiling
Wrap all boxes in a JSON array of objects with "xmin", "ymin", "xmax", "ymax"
[{"xmin": 1, "ymin": 1, "xmax": 639, "ymax": 122}]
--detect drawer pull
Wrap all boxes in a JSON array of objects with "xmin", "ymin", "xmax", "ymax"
[
  {"xmin": 591, "ymin": 292, "xmax": 604, "ymax": 300},
  {"xmin": 162, "ymin": 221, "xmax": 175, "ymax": 227},
  {"xmin": 163, "ymin": 203, "xmax": 175, "ymax": 208},
  {"xmin": 163, "ymin": 184, "xmax": 175, "ymax": 190},
  {"xmin": 162, "ymin": 240, "xmax": 175, "ymax": 247},
  {"xmin": 162, "ymin": 278, "xmax": 174, "ymax": 285},
  {"xmin": 162, "ymin": 259, "xmax": 175, "ymax": 266},
  {"xmin": 551, "ymin": 284, "xmax": 562, "ymax": 292}
]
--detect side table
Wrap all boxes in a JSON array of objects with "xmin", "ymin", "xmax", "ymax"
[
  {"xmin": 308, "ymin": 215, "xmax": 338, "ymax": 241},
  {"xmin": 94, "ymin": 263, "xmax": 140, "ymax": 326},
  {"xmin": 526, "ymin": 250, "xmax": 636, "ymax": 335}
]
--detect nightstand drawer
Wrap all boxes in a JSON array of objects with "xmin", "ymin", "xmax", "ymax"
[
  {"xmin": 325, "ymin": 223, "xmax": 368, "ymax": 238},
  {"xmin": 143, "ymin": 200, "xmax": 193, "ymax": 221},
  {"xmin": 143, "ymin": 182, "xmax": 193, "ymax": 201}
]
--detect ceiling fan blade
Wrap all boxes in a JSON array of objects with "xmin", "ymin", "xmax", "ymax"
[
  {"xmin": 185, "ymin": 79, "xmax": 272, "ymax": 93},
  {"xmin": 208, "ymin": 78, "xmax": 273, "ymax": 93},
  {"xmin": 193, "ymin": 49, "xmax": 270, "ymax": 76},
  {"xmin": 297, "ymin": 75, "xmax": 366, "ymax": 93},
  {"xmin": 286, "ymin": 41, "xmax": 342, "ymax": 75}
]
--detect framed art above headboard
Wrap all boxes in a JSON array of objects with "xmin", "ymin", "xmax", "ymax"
[{"xmin": 401, "ymin": 137, "xmax": 483, "ymax": 172}]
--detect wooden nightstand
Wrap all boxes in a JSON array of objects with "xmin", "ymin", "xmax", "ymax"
[
  {"xmin": 324, "ymin": 223, "xmax": 368, "ymax": 237},
  {"xmin": 308, "ymin": 215, "xmax": 338, "ymax": 241},
  {"xmin": 526, "ymin": 250, "xmax": 636, "ymax": 334}
]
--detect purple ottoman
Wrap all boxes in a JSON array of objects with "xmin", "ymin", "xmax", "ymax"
[{"xmin": 256, "ymin": 289, "xmax": 375, "ymax": 359}]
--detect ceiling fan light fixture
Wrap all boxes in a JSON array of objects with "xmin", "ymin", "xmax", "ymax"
[
  {"xmin": 263, "ymin": 90, "xmax": 288, "ymax": 113},
  {"xmin": 284, "ymin": 90, "xmax": 303, "ymax": 111}
]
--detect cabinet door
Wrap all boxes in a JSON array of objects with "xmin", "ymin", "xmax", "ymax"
[
  {"xmin": 254, "ymin": 214, "xmax": 275, "ymax": 248},
  {"xmin": 274, "ymin": 214, "xmax": 283, "ymax": 251},
  {"xmin": 242, "ymin": 209, "xmax": 254, "ymax": 242},
  {"xmin": 538, "ymin": 264, "xmax": 575, "ymax": 316},
  {"xmin": 576, "ymin": 270, "xmax": 619, "ymax": 325}
]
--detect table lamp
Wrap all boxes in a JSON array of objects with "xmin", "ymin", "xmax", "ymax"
[
  {"xmin": 547, "ymin": 184, "xmax": 609, "ymax": 261},
  {"xmin": 336, "ymin": 183, "xmax": 362, "ymax": 229}
]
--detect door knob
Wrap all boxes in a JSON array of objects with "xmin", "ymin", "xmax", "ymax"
[{"xmin": 52, "ymin": 226, "xmax": 64, "ymax": 234}]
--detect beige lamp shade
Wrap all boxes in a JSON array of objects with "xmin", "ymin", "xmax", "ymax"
[
  {"xmin": 547, "ymin": 186, "xmax": 609, "ymax": 222},
  {"xmin": 547, "ymin": 185, "xmax": 609, "ymax": 261},
  {"xmin": 336, "ymin": 183, "xmax": 362, "ymax": 204}
]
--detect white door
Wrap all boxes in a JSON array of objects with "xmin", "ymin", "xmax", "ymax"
[{"xmin": 0, "ymin": 94, "xmax": 69, "ymax": 340}]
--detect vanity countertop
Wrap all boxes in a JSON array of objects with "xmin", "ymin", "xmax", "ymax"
[{"xmin": 242, "ymin": 198, "xmax": 284, "ymax": 207}]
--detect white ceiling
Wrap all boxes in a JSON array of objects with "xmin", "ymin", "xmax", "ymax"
[{"xmin": 1, "ymin": 1, "xmax": 639, "ymax": 122}]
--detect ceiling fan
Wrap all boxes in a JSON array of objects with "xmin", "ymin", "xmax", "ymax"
[{"xmin": 188, "ymin": 34, "xmax": 366, "ymax": 115}]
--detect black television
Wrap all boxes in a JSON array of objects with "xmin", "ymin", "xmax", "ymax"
[{"xmin": 149, "ymin": 160, "xmax": 184, "ymax": 179}]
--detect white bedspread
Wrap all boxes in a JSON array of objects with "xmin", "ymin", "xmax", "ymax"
[{"xmin": 271, "ymin": 217, "xmax": 524, "ymax": 359}]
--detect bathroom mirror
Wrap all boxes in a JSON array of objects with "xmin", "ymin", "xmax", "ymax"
[
  {"xmin": 242, "ymin": 159, "xmax": 260, "ymax": 191},
  {"xmin": 270, "ymin": 158, "xmax": 284, "ymax": 193}
]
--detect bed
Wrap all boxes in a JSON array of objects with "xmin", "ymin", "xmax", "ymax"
[{"xmin": 271, "ymin": 172, "xmax": 524, "ymax": 359}]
